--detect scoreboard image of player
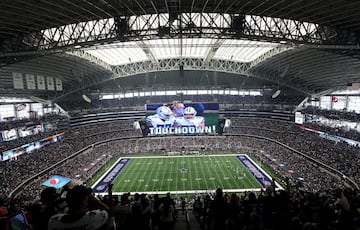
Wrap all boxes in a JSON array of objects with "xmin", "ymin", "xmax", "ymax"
[{"xmin": 140, "ymin": 102, "xmax": 220, "ymax": 136}]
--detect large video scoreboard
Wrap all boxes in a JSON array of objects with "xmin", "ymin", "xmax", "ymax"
[{"xmin": 139, "ymin": 102, "xmax": 223, "ymax": 136}]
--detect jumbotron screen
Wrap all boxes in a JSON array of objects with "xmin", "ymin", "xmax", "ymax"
[{"xmin": 139, "ymin": 102, "xmax": 221, "ymax": 136}]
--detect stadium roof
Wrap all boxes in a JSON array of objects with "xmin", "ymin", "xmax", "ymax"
[{"xmin": 1, "ymin": 0, "xmax": 360, "ymax": 102}]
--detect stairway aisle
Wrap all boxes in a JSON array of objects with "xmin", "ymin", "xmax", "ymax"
[{"xmin": 172, "ymin": 210, "xmax": 202, "ymax": 230}]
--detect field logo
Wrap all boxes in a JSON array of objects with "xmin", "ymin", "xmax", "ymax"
[{"xmin": 180, "ymin": 168, "xmax": 188, "ymax": 173}]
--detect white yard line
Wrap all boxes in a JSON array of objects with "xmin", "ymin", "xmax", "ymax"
[
  {"xmin": 134, "ymin": 159, "xmax": 150, "ymax": 191},
  {"xmin": 207, "ymin": 157, "xmax": 226, "ymax": 189},
  {"xmin": 175, "ymin": 158, "xmax": 179, "ymax": 191},
  {"xmin": 186, "ymin": 157, "xmax": 194, "ymax": 190},
  {"xmin": 198, "ymin": 157, "xmax": 211, "ymax": 190},
  {"xmin": 151, "ymin": 158, "xmax": 161, "ymax": 192},
  {"xmin": 92, "ymin": 153, "xmax": 284, "ymax": 194},
  {"xmin": 159, "ymin": 160, "xmax": 167, "ymax": 192},
  {"xmin": 217, "ymin": 157, "xmax": 234, "ymax": 189}
]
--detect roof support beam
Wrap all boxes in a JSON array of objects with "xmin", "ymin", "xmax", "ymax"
[
  {"xmin": 1, "ymin": 13, "xmax": 349, "ymax": 54},
  {"xmin": 203, "ymin": 39, "xmax": 224, "ymax": 66},
  {"xmin": 51, "ymin": 57, "xmax": 312, "ymax": 101},
  {"xmin": 67, "ymin": 50, "xmax": 114, "ymax": 72},
  {"xmin": 248, "ymin": 45, "xmax": 293, "ymax": 69}
]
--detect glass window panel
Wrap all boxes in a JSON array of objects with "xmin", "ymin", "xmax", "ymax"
[
  {"xmin": 230, "ymin": 90, "xmax": 238, "ymax": 95},
  {"xmin": 249, "ymin": 91, "xmax": 261, "ymax": 96},
  {"xmin": 332, "ymin": 96, "xmax": 347, "ymax": 111},
  {"xmin": 18, "ymin": 128, "xmax": 33, "ymax": 138},
  {"xmin": 311, "ymin": 101, "xmax": 320, "ymax": 107},
  {"xmin": 0, "ymin": 97, "xmax": 31, "ymax": 103},
  {"xmin": 124, "ymin": 93, "xmax": 133, "ymax": 98},
  {"xmin": 44, "ymin": 107, "xmax": 53, "ymax": 114},
  {"xmin": 16, "ymin": 103, "xmax": 30, "ymax": 119},
  {"xmin": 0, "ymin": 105, "xmax": 15, "ymax": 122},
  {"xmin": 186, "ymin": 90, "xmax": 197, "ymax": 95},
  {"xmin": 2, "ymin": 129, "xmax": 17, "ymax": 141},
  {"xmin": 155, "ymin": 91, "xmax": 165, "ymax": 95},
  {"xmin": 102, "ymin": 95, "xmax": 114, "ymax": 99},
  {"xmin": 31, "ymin": 103, "xmax": 44, "ymax": 117},
  {"xmin": 348, "ymin": 96, "xmax": 360, "ymax": 113},
  {"xmin": 320, "ymin": 96, "xmax": 331, "ymax": 109}
]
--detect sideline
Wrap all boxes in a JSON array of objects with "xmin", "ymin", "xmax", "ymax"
[{"xmin": 92, "ymin": 154, "xmax": 283, "ymax": 194}]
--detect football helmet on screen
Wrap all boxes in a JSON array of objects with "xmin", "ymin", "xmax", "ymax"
[
  {"xmin": 183, "ymin": 106, "xmax": 197, "ymax": 119},
  {"xmin": 156, "ymin": 106, "xmax": 173, "ymax": 120}
]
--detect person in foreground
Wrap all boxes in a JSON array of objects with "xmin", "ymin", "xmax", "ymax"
[{"xmin": 48, "ymin": 185, "xmax": 111, "ymax": 230}]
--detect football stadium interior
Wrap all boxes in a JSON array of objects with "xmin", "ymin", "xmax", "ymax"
[{"xmin": 1, "ymin": 1, "xmax": 360, "ymax": 230}]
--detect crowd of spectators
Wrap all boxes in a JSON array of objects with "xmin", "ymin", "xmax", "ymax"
[
  {"xmin": 227, "ymin": 118, "xmax": 360, "ymax": 187},
  {"xmin": 0, "ymin": 113, "xmax": 69, "ymax": 154},
  {"xmin": 193, "ymin": 186, "xmax": 360, "ymax": 230},
  {"xmin": 301, "ymin": 105, "xmax": 360, "ymax": 122},
  {"xmin": 0, "ymin": 113, "xmax": 68, "ymax": 131},
  {"xmin": 303, "ymin": 121, "xmax": 360, "ymax": 142},
  {"xmin": 1, "ymin": 117, "xmax": 359, "ymax": 199},
  {"xmin": 0, "ymin": 114, "xmax": 360, "ymax": 229},
  {"xmin": 0, "ymin": 119, "xmax": 140, "ymax": 197},
  {"xmin": 0, "ymin": 129, "xmax": 62, "ymax": 153}
]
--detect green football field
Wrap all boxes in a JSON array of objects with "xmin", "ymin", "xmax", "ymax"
[{"xmin": 93, "ymin": 154, "xmax": 270, "ymax": 194}]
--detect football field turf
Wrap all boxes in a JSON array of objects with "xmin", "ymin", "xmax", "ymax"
[{"xmin": 93, "ymin": 154, "xmax": 273, "ymax": 194}]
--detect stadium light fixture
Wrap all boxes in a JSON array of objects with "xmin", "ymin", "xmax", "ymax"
[{"xmin": 82, "ymin": 94, "xmax": 91, "ymax": 103}]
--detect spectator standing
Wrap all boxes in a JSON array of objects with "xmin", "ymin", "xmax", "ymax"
[
  {"xmin": 159, "ymin": 197, "xmax": 175, "ymax": 230},
  {"xmin": 29, "ymin": 187, "xmax": 67, "ymax": 230},
  {"xmin": 208, "ymin": 188, "xmax": 229, "ymax": 230},
  {"xmin": 48, "ymin": 185, "xmax": 111, "ymax": 230},
  {"xmin": 113, "ymin": 193, "xmax": 132, "ymax": 230}
]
